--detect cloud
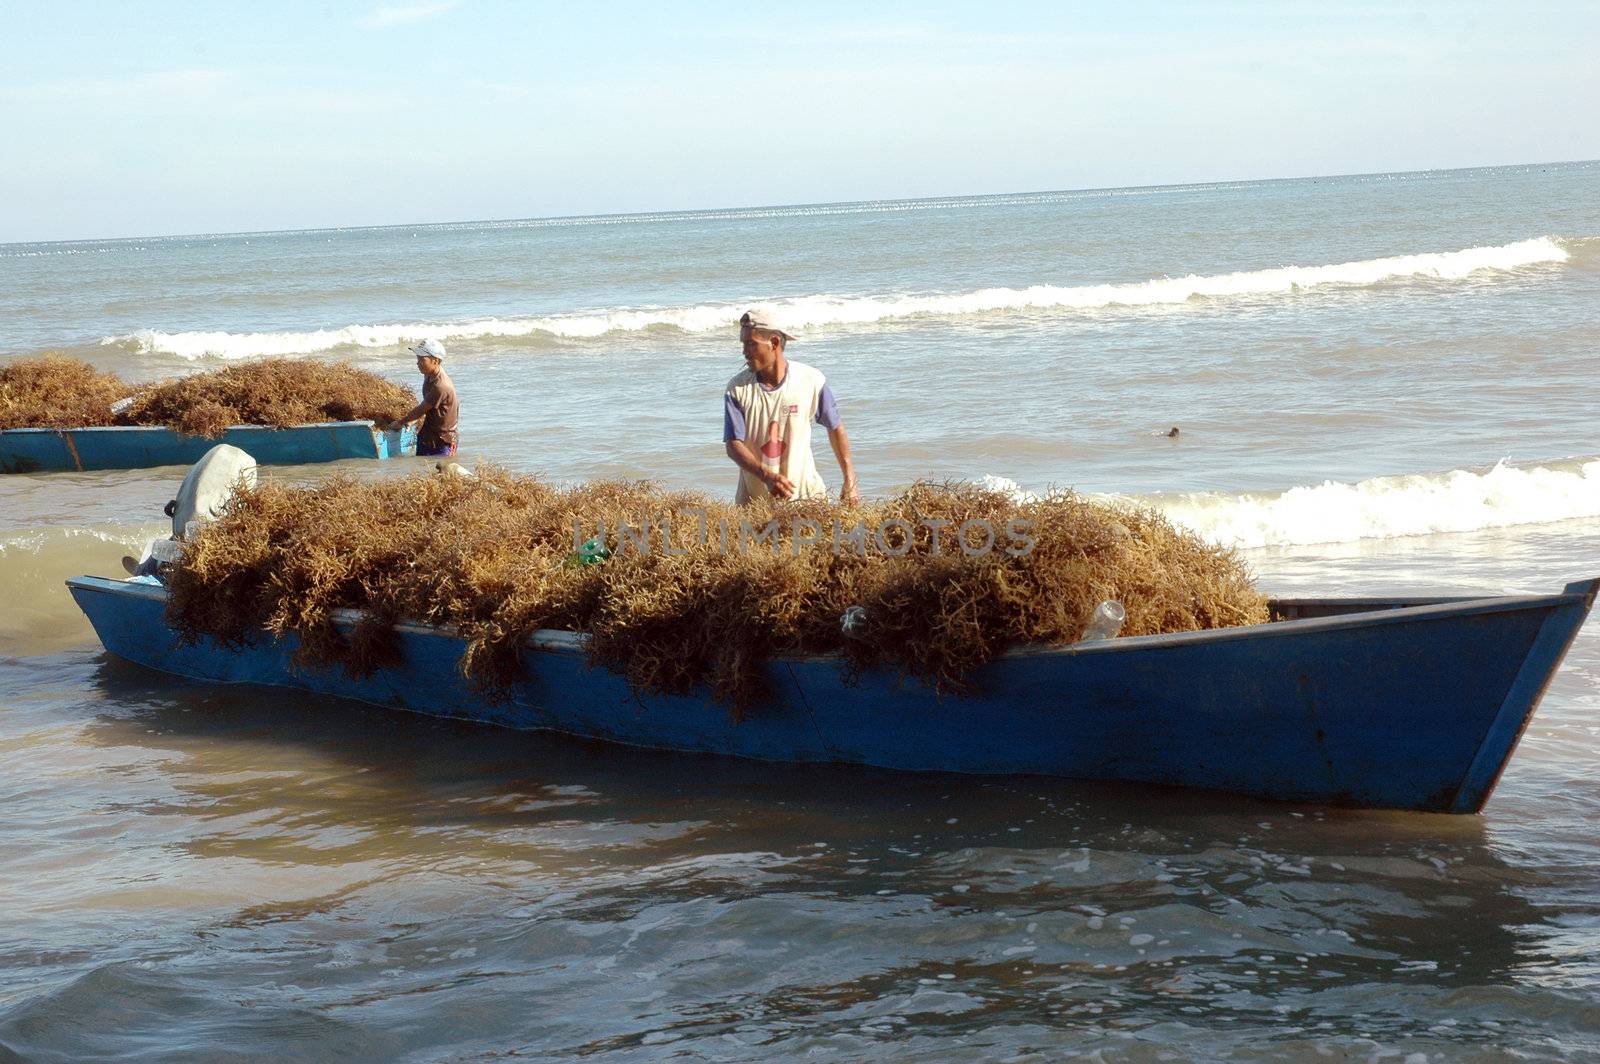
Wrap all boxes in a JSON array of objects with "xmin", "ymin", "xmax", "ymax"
[{"xmin": 360, "ymin": 1, "xmax": 461, "ymax": 29}]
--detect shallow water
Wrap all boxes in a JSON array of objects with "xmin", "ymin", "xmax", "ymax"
[{"xmin": 3, "ymin": 163, "xmax": 1599, "ymax": 1060}]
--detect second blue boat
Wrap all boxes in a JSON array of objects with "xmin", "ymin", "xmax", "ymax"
[{"xmin": 0, "ymin": 421, "xmax": 417, "ymax": 473}]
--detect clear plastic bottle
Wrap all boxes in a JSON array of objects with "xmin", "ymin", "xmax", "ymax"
[
  {"xmin": 840, "ymin": 605, "xmax": 869, "ymax": 640},
  {"xmin": 1077, "ymin": 600, "xmax": 1126, "ymax": 643}
]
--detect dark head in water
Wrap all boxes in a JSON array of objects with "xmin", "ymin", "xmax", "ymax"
[{"xmin": 1166, "ymin": 426, "xmax": 1180, "ymax": 438}]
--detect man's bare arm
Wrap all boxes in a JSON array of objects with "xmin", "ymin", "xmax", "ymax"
[
  {"xmin": 390, "ymin": 392, "xmax": 437, "ymax": 430},
  {"xmin": 828, "ymin": 424, "xmax": 858, "ymax": 505}
]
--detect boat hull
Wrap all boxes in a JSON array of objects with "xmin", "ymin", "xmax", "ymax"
[
  {"xmin": 65, "ymin": 575, "xmax": 1598, "ymax": 813},
  {"xmin": 1, "ymin": 422, "xmax": 415, "ymax": 473}
]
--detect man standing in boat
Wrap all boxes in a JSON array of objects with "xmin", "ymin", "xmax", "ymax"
[
  {"xmin": 724, "ymin": 307, "xmax": 858, "ymax": 505},
  {"xmin": 389, "ymin": 338, "xmax": 459, "ymax": 457}
]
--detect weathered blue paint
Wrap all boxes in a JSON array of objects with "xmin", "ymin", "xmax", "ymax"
[
  {"xmin": 66, "ymin": 575, "xmax": 1598, "ymax": 812},
  {"xmin": 1, "ymin": 422, "xmax": 416, "ymax": 473}
]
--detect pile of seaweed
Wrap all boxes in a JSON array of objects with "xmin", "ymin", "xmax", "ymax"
[
  {"xmin": 0, "ymin": 355, "xmax": 415, "ymax": 436},
  {"xmin": 166, "ymin": 468, "xmax": 1269, "ymax": 715},
  {"xmin": 0, "ymin": 355, "xmax": 131, "ymax": 430}
]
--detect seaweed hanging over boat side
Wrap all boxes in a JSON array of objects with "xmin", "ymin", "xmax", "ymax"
[{"xmin": 165, "ymin": 469, "xmax": 1270, "ymax": 715}]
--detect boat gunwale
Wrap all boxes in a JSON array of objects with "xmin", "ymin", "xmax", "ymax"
[{"xmin": 64, "ymin": 574, "xmax": 1600, "ymax": 663}]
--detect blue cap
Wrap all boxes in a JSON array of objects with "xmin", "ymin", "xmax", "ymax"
[{"xmin": 409, "ymin": 338, "xmax": 446, "ymax": 360}]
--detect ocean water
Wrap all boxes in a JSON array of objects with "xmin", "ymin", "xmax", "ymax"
[{"xmin": 2, "ymin": 162, "xmax": 1599, "ymax": 1061}]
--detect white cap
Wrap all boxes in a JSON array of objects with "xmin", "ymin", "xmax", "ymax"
[
  {"xmin": 739, "ymin": 306, "xmax": 797, "ymax": 341},
  {"xmin": 409, "ymin": 338, "xmax": 446, "ymax": 360}
]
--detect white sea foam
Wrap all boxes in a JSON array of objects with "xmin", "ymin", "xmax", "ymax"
[
  {"xmin": 101, "ymin": 237, "xmax": 1572, "ymax": 359},
  {"xmin": 1149, "ymin": 460, "xmax": 1600, "ymax": 549},
  {"xmin": 982, "ymin": 460, "xmax": 1600, "ymax": 548},
  {"xmin": 0, "ymin": 524, "xmax": 157, "ymax": 556}
]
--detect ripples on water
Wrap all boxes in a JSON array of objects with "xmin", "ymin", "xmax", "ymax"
[{"xmin": 2, "ymin": 543, "xmax": 1598, "ymax": 1060}]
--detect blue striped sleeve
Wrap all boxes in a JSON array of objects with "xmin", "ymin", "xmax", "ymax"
[
  {"xmin": 815, "ymin": 382, "xmax": 841, "ymax": 430},
  {"xmin": 723, "ymin": 393, "xmax": 747, "ymax": 442}
]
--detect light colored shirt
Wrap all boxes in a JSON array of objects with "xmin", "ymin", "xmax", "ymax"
[
  {"xmin": 724, "ymin": 361, "xmax": 833, "ymax": 504},
  {"xmin": 724, "ymin": 381, "xmax": 839, "ymax": 441}
]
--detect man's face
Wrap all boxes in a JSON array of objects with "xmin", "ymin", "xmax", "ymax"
[
  {"xmin": 741, "ymin": 325, "xmax": 781, "ymax": 375},
  {"xmin": 417, "ymin": 355, "xmax": 439, "ymax": 374}
]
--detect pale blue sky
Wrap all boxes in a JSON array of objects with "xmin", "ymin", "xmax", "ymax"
[{"xmin": 1, "ymin": 1, "xmax": 1595, "ymax": 242}]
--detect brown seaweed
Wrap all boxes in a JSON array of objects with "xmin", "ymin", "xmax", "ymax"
[
  {"xmin": 167, "ymin": 469, "xmax": 1269, "ymax": 716},
  {"xmin": 0, "ymin": 355, "xmax": 415, "ymax": 437}
]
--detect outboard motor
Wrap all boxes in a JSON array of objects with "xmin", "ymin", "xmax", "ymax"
[
  {"xmin": 125, "ymin": 444, "xmax": 258, "ymax": 578},
  {"xmin": 170, "ymin": 443, "xmax": 257, "ymax": 539}
]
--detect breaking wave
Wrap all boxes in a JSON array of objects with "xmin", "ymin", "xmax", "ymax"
[
  {"xmin": 100, "ymin": 237, "xmax": 1572, "ymax": 359},
  {"xmin": 1150, "ymin": 459, "xmax": 1600, "ymax": 549},
  {"xmin": 982, "ymin": 458, "xmax": 1600, "ymax": 549}
]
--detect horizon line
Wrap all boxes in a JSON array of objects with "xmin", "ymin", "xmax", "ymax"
[{"xmin": 5, "ymin": 156, "xmax": 1594, "ymax": 249}]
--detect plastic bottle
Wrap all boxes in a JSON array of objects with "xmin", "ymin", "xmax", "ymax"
[
  {"xmin": 840, "ymin": 605, "xmax": 869, "ymax": 641},
  {"xmin": 1077, "ymin": 600, "xmax": 1126, "ymax": 643}
]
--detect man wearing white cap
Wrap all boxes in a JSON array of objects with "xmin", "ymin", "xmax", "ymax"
[
  {"xmin": 389, "ymin": 338, "xmax": 459, "ymax": 457},
  {"xmin": 724, "ymin": 307, "xmax": 858, "ymax": 505}
]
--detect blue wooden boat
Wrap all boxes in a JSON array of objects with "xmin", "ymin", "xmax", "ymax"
[
  {"xmin": 0, "ymin": 421, "xmax": 416, "ymax": 473},
  {"xmin": 66, "ymin": 575, "xmax": 1597, "ymax": 813}
]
